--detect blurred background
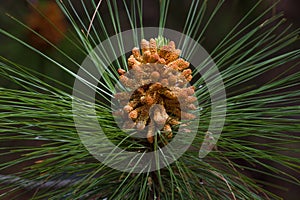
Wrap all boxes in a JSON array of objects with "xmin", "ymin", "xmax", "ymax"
[{"xmin": 0, "ymin": 0, "xmax": 299, "ymax": 199}]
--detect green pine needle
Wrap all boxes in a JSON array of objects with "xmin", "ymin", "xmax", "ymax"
[{"xmin": 0, "ymin": 0, "xmax": 299, "ymax": 199}]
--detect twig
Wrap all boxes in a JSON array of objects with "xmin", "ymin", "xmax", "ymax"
[{"xmin": 0, "ymin": 174, "xmax": 74, "ymax": 190}]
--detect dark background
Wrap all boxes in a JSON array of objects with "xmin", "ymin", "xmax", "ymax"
[{"xmin": 0, "ymin": 0, "xmax": 299, "ymax": 199}]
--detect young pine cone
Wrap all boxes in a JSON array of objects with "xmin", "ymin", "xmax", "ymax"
[{"xmin": 114, "ymin": 38, "xmax": 197, "ymax": 143}]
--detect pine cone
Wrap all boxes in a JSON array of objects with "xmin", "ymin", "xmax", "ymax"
[{"xmin": 114, "ymin": 39, "xmax": 197, "ymax": 143}]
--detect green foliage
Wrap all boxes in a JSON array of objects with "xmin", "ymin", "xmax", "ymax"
[{"xmin": 0, "ymin": 0, "xmax": 299, "ymax": 199}]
